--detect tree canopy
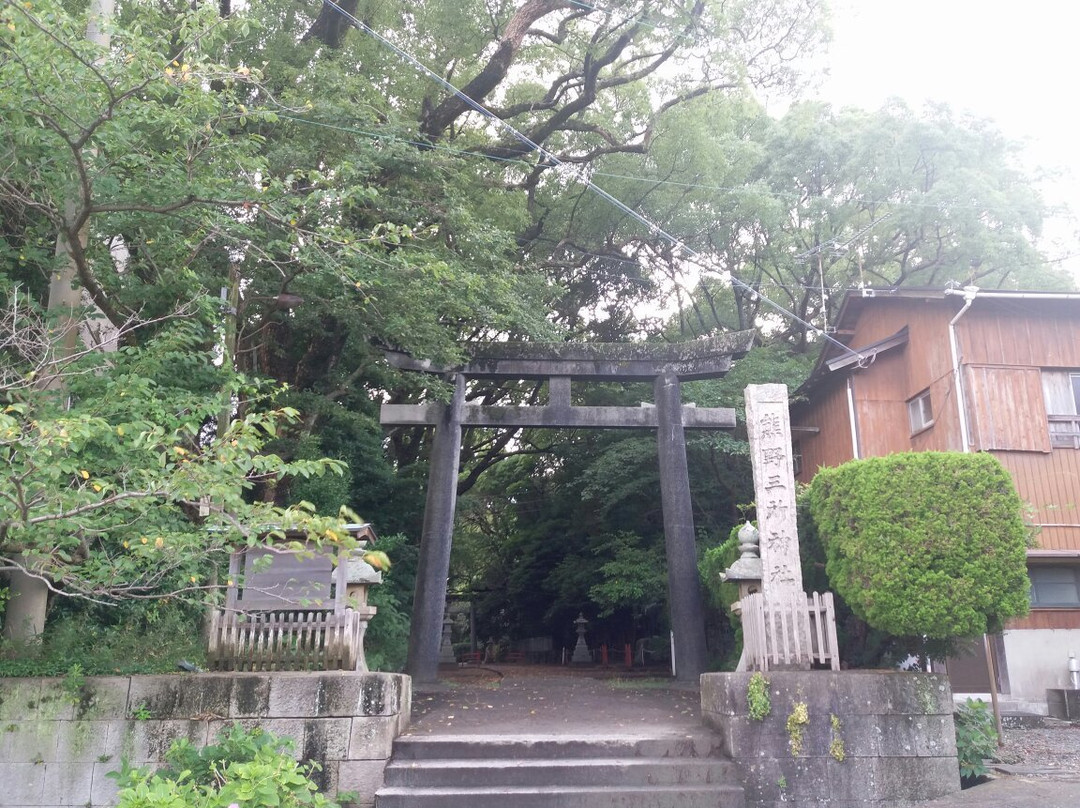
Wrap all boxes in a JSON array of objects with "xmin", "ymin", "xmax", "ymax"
[{"xmin": 1, "ymin": 0, "xmax": 1073, "ymax": 663}]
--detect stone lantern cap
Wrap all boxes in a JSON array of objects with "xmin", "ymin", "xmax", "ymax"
[{"xmin": 721, "ymin": 521, "xmax": 762, "ymax": 583}]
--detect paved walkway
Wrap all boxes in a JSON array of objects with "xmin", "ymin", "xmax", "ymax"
[
  {"xmin": 408, "ymin": 665, "xmax": 702, "ymax": 737},
  {"xmin": 407, "ymin": 665, "xmax": 1080, "ymax": 806}
]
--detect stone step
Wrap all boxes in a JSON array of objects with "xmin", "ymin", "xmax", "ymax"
[
  {"xmin": 384, "ymin": 755, "xmax": 739, "ymax": 788},
  {"xmin": 375, "ymin": 733, "xmax": 744, "ymax": 808},
  {"xmin": 388, "ymin": 733, "xmax": 723, "ymax": 761},
  {"xmin": 375, "ymin": 783, "xmax": 745, "ymax": 808}
]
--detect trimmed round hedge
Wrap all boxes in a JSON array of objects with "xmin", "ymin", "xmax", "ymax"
[{"xmin": 807, "ymin": 451, "xmax": 1030, "ymax": 639}]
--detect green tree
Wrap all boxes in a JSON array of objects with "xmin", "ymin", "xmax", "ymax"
[
  {"xmin": 806, "ymin": 452, "xmax": 1031, "ymax": 643},
  {"xmin": 0, "ymin": 322, "xmax": 356, "ymax": 613}
]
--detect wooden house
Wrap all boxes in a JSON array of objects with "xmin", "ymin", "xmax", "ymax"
[{"xmin": 791, "ymin": 287, "xmax": 1080, "ymax": 709}]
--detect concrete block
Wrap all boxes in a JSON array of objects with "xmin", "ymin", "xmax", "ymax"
[
  {"xmin": 1, "ymin": 719, "xmax": 61, "ymax": 765},
  {"xmin": 125, "ymin": 719, "xmax": 209, "ymax": 763},
  {"xmin": 0, "ymin": 679, "xmax": 75, "ymax": 722},
  {"xmin": 826, "ymin": 757, "xmax": 880, "ymax": 802},
  {"xmin": 302, "ymin": 718, "xmax": 352, "ymax": 762},
  {"xmin": 347, "ymin": 716, "xmax": 399, "ymax": 760},
  {"xmin": 128, "ymin": 675, "xmax": 234, "ymax": 720},
  {"xmin": 268, "ymin": 675, "xmax": 321, "ymax": 717},
  {"xmin": 336, "ymin": 759, "xmax": 387, "ymax": 805},
  {"xmin": 700, "ymin": 672, "xmax": 750, "ymax": 716},
  {"xmin": 874, "ymin": 755, "xmax": 960, "ymax": 801},
  {"xmin": 2, "ymin": 764, "xmax": 45, "ymax": 805},
  {"xmin": 230, "ymin": 675, "xmax": 271, "ymax": 717},
  {"xmin": 268, "ymin": 673, "xmax": 405, "ymax": 719},
  {"xmin": 40, "ymin": 761, "xmax": 96, "ymax": 806},
  {"xmin": 306, "ymin": 756, "xmax": 338, "ymax": 796},
  {"xmin": 739, "ymin": 756, "xmax": 830, "ymax": 803},
  {"xmin": 90, "ymin": 760, "xmax": 124, "ymax": 807},
  {"xmin": 76, "ymin": 678, "xmax": 132, "ymax": 720},
  {"xmin": 872, "ymin": 714, "xmax": 957, "ymax": 758},
  {"xmin": 54, "ymin": 718, "xmax": 112, "ymax": 763},
  {"xmin": 1046, "ymin": 688, "xmax": 1080, "ymax": 720}
]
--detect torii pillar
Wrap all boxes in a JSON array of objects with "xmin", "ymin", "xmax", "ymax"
[{"xmin": 405, "ymin": 375, "xmax": 464, "ymax": 681}]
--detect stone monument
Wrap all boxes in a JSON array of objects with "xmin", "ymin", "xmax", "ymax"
[{"xmin": 744, "ymin": 383, "xmax": 804, "ymax": 596}]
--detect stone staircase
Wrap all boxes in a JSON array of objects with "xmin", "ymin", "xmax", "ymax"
[{"xmin": 374, "ymin": 733, "xmax": 745, "ymax": 808}]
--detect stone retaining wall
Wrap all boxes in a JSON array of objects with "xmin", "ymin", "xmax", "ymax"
[
  {"xmin": 701, "ymin": 671, "xmax": 960, "ymax": 808},
  {"xmin": 0, "ymin": 672, "xmax": 410, "ymax": 808}
]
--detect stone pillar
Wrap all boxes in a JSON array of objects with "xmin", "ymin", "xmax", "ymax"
[
  {"xmin": 745, "ymin": 384, "xmax": 804, "ymax": 596},
  {"xmin": 654, "ymin": 372, "xmax": 708, "ymax": 682},
  {"xmin": 406, "ymin": 374, "xmax": 465, "ymax": 682}
]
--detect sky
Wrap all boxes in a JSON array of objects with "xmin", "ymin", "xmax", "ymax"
[{"xmin": 811, "ymin": 0, "xmax": 1080, "ymax": 278}]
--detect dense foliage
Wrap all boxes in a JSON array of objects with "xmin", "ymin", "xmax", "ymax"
[
  {"xmin": 111, "ymin": 725, "xmax": 343, "ymax": 808},
  {"xmin": 807, "ymin": 452, "xmax": 1031, "ymax": 640},
  {"xmin": 2, "ymin": 0, "xmax": 1073, "ymax": 664}
]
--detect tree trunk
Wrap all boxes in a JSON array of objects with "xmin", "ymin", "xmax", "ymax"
[{"xmin": 2, "ymin": 558, "xmax": 48, "ymax": 641}]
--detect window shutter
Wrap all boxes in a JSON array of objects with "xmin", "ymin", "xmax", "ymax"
[{"xmin": 966, "ymin": 365, "xmax": 1051, "ymax": 452}]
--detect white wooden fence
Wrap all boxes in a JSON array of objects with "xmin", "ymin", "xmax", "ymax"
[{"xmin": 740, "ymin": 590, "xmax": 840, "ymax": 671}]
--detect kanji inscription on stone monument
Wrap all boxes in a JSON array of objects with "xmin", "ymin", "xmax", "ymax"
[{"xmin": 745, "ymin": 383, "xmax": 804, "ymax": 595}]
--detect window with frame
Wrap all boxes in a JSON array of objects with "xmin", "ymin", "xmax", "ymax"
[
  {"xmin": 1041, "ymin": 370, "xmax": 1080, "ymax": 448},
  {"xmin": 1029, "ymin": 565, "xmax": 1080, "ymax": 607},
  {"xmin": 907, "ymin": 390, "xmax": 933, "ymax": 434}
]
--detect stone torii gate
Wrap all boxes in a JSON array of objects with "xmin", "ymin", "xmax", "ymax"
[{"xmin": 380, "ymin": 332, "xmax": 755, "ymax": 683}]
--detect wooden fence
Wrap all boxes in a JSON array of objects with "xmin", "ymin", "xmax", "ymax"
[
  {"xmin": 207, "ymin": 607, "xmax": 368, "ymax": 672},
  {"xmin": 740, "ymin": 590, "xmax": 840, "ymax": 671}
]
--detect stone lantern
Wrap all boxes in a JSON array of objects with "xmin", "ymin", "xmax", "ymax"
[
  {"xmin": 720, "ymin": 521, "xmax": 763, "ymax": 614},
  {"xmin": 570, "ymin": 613, "xmax": 592, "ymax": 664},
  {"xmin": 344, "ymin": 523, "xmax": 382, "ymax": 670}
]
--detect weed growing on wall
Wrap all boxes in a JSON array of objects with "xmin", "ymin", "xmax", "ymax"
[
  {"xmin": 747, "ymin": 672, "xmax": 771, "ymax": 720},
  {"xmin": 786, "ymin": 700, "xmax": 809, "ymax": 756}
]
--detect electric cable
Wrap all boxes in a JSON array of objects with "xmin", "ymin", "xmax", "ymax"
[{"xmin": 316, "ymin": 0, "xmax": 864, "ymax": 359}]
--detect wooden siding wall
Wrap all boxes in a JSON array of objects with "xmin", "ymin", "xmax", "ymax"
[
  {"xmin": 792, "ymin": 383, "xmax": 851, "ymax": 483},
  {"xmin": 995, "ymin": 450, "xmax": 1080, "ymax": 550},
  {"xmin": 793, "ymin": 296, "xmax": 1080, "ymax": 552},
  {"xmin": 1007, "ymin": 609, "xmax": 1080, "ymax": 631},
  {"xmin": 958, "ymin": 305, "xmax": 1080, "ymax": 368}
]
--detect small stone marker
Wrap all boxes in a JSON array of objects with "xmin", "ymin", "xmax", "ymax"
[{"xmin": 745, "ymin": 384, "xmax": 804, "ymax": 596}]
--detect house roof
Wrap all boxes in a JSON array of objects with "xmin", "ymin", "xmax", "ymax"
[{"xmin": 795, "ymin": 286, "xmax": 1080, "ymax": 400}]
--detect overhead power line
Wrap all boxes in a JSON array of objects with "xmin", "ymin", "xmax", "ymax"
[{"xmin": 317, "ymin": 0, "xmax": 861, "ymax": 357}]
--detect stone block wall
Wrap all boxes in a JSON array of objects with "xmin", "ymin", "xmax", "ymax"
[
  {"xmin": 701, "ymin": 671, "xmax": 959, "ymax": 808},
  {"xmin": 0, "ymin": 672, "xmax": 410, "ymax": 808}
]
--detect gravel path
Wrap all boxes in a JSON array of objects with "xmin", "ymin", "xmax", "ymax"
[{"xmin": 994, "ymin": 723, "xmax": 1080, "ymax": 779}]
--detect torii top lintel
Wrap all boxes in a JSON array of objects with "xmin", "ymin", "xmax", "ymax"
[
  {"xmin": 385, "ymin": 330, "xmax": 756, "ymax": 383},
  {"xmin": 380, "ymin": 331, "xmax": 755, "ymax": 430}
]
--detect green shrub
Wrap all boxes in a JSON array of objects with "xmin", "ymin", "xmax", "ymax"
[
  {"xmin": 0, "ymin": 602, "xmax": 205, "ymax": 677},
  {"xmin": 954, "ymin": 698, "xmax": 998, "ymax": 781},
  {"xmin": 807, "ymin": 452, "xmax": 1030, "ymax": 639},
  {"xmin": 110, "ymin": 725, "xmax": 345, "ymax": 808}
]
